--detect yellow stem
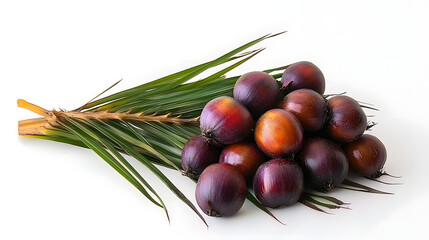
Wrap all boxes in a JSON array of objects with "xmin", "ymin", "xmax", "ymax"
[
  {"xmin": 18, "ymin": 118, "xmax": 53, "ymax": 136},
  {"xmin": 17, "ymin": 99, "xmax": 50, "ymax": 117}
]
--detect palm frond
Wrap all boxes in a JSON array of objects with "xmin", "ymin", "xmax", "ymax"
[{"xmin": 18, "ymin": 32, "xmax": 287, "ymax": 225}]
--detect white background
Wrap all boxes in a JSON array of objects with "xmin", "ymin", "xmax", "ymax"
[{"xmin": 1, "ymin": 0, "xmax": 428, "ymax": 239}]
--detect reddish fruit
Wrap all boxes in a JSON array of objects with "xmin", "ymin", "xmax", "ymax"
[
  {"xmin": 195, "ymin": 163, "xmax": 247, "ymax": 217},
  {"xmin": 281, "ymin": 61, "xmax": 325, "ymax": 94},
  {"xmin": 219, "ymin": 142, "xmax": 266, "ymax": 185},
  {"xmin": 280, "ymin": 89, "xmax": 327, "ymax": 132},
  {"xmin": 325, "ymin": 95, "xmax": 367, "ymax": 143},
  {"xmin": 253, "ymin": 158, "xmax": 304, "ymax": 208},
  {"xmin": 233, "ymin": 71, "xmax": 280, "ymax": 117},
  {"xmin": 200, "ymin": 96, "xmax": 253, "ymax": 146},
  {"xmin": 254, "ymin": 109, "xmax": 304, "ymax": 157},
  {"xmin": 344, "ymin": 134, "xmax": 387, "ymax": 178},
  {"xmin": 181, "ymin": 135, "xmax": 220, "ymax": 178},
  {"xmin": 298, "ymin": 137, "xmax": 349, "ymax": 192}
]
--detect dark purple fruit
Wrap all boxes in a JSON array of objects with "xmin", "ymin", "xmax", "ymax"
[
  {"xmin": 325, "ymin": 95, "xmax": 367, "ymax": 143},
  {"xmin": 200, "ymin": 96, "xmax": 253, "ymax": 146},
  {"xmin": 195, "ymin": 163, "xmax": 247, "ymax": 217},
  {"xmin": 344, "ymin": 134, "xmax": 387, "ymax": 178},
  {"xmin": 181, "ymin": 135, "xmax": 220, "ymax": 178},
  {"xmin": 219, "ymin": 142, "xmax": 266, "ymax": 185},
  {"xmin": 280, "ymin": 89, "xmax": 327, "ymax": 132},
  {"xmin": 298, "ymin": 137, "xmax": 349, "ymax": 192},
  {"xmin": 253, "ymin": 158, "xmax": 304, "ymax": 208},
  {"xmin": 281, "ymin": 61, "xmax": 325, "ymax": 94},
  {"xmin": 233, "ymin": 71, "xmax": 280, "ymax": 117},
  {"xmin": 254, "ymin": 109, "xmax": 304, "ymax": 157}
]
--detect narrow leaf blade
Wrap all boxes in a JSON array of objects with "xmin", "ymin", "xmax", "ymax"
[{"xmin": 246, "ymin": 191, "xmax": 285, "ymax": 225}]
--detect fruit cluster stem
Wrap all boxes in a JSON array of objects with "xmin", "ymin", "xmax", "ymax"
[{"xmin": 17, "ymin": 99, "xmax": 201, "ymax": 136}]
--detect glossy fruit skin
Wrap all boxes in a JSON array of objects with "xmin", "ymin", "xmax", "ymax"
[
  {"xmin": 298, "ymin": 137, "xmax": 349, "ymax": 192},
  {"xmin": 281, "ymin": 61, "xmax": 325, "ymax": 94},
  {"xmin": 219, "ymin": 142, "xmax": 266, "ymax": 185},
  {"xmin": 280, "ymin": 89, "xmax": 327, "ymax": 132},
  {"xmin": 253, "ymin": 158, "xmax": 304, "ymax": 208},
  {"xmin": 195, "ymin": 163, "xmax": 247, "ymax": 217},
  {"xmin": 233, "ymin": 71, "xmax": 280, "ymax": 117},
  {"xmin": 325, "ymin": 95, "xmax": 367, "ymax": 143},
  {"xmin": 181, "ymin": 135, "xmax": 220, "ymax": 178},
  {"xmin": 200, "ymin": 96, "xmax": 253, "ymax": 146},
  {"xmin": 254, "ymin": 109, "xmax": 304, "ymax": 157},
  {"xmin": 343, "ymin": 134, "xmax": 387, "ymax": 178}
]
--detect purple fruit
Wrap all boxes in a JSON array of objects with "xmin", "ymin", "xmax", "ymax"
[
  {"xmin": 343, "ymin": 134, "xmax": 387, "ymax": 178},
  {"xmin": 200, "ymin": 96, "xmax": 253, "ymax": 146},
  {"xmin": 281, "ymin": 61, "xmax": 325, "ymax": 94},
  {"xmin": 219, "ymin": 142, "xmax": 266, "ymax": 185},
  {"xmin": 181, "ymin": 135, "xmax": 220, "ymax": 178},
  {"xmin": 195, "ymin": 163, "xmax": 247, "ymax": 217},
  {"xmin": 325, "ymin": 95, "xmax": 367, "ymax": 143},
  {"xmin": 280, "ymin": 89, "xmax": 327, "ymax": 132},
  {"xmin": 233, "ymin": 71, "xmax": 280, "ymax": 117},
  {"xmin": 298, "ymin": 137, "xmax": 349, "ymax": 192},
  {"xmin": 253, "ymin": 158, "xmax": 304, "ymax": 208}
]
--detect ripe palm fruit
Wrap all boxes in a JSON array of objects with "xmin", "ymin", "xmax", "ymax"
[
  {"xmin": 233, "ymin": 71, "xmax": 280, "ymax": 117},
  {"xmin": 200, "ymin": 96, "xmax": 253, "ymax": 146},
  {"xmin": 254, "ymin": 109, "xmax": 304, "ymax": 157}
]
